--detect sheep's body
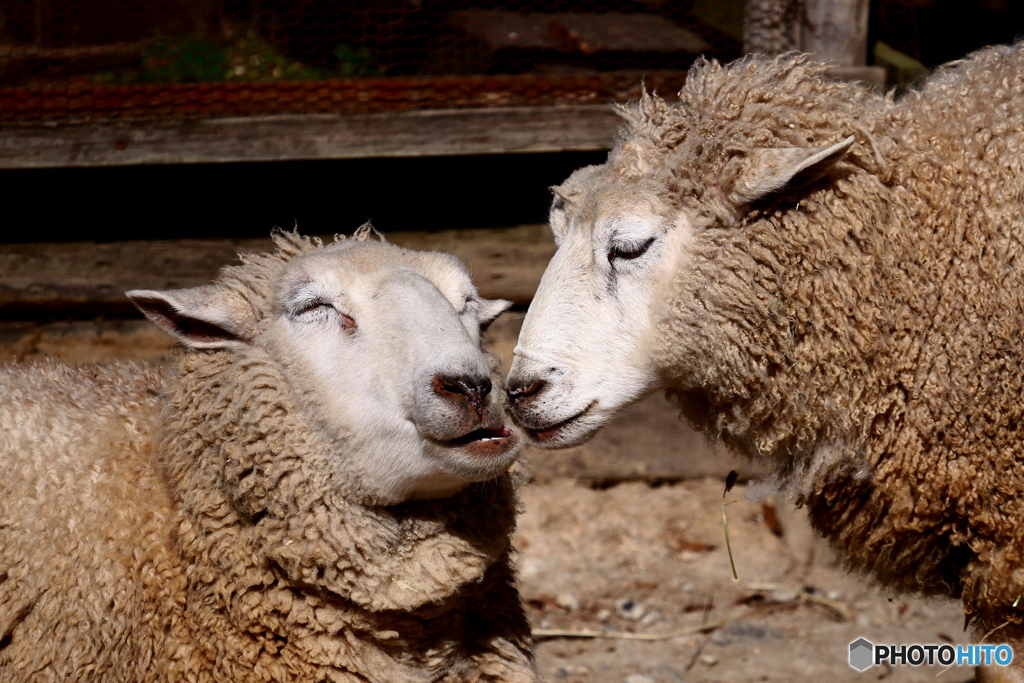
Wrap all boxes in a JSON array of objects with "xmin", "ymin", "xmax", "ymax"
[
  {"xmin": 509, "ymin": 43, "xmax": 1024, "ymax": 655},
  {"xmin": 1, "ymin": 232, "xmax": 535, "ymax": 682}
]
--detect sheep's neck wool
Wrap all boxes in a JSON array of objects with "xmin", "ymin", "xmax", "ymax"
[{"xmin": 149, "ymin": 348, "xmax": 528, "ymax": 677}]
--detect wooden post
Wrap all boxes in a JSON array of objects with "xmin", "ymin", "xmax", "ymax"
[{"xmin": 803, "ymin": 0, "xmax": 870, "ymax": 66}]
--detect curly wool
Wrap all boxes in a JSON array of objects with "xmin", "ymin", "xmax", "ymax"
[
  {"xmin": 0, "ymin": 234, "xmax": 534, "ymax": 681},
  {"xmin": 625, "ymin": 46, "xmax": 1024, "ymax": 634}
]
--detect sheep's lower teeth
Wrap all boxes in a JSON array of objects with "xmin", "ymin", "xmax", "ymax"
[{"xmin": 445, "ymin": 427, "xmax": 511, "ymax": 447}]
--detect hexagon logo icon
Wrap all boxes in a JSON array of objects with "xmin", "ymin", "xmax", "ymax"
[{"xmin": 849, "ymin": 638, "xmax": 874, "ymax": 671}]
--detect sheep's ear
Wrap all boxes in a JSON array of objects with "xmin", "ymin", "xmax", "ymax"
[
  {"xmin": 126, "ymin": 285, "xmax": 257, "ymax": 350},
  {"xmin": 475, "ymin": 297, "xmax": 512, "ymax": 332},
  {"xmin": 549, "ymin": 188, "xmax": 570, "ymax": 242},
  {"xmin": 727, "ymin": 135, "xmax": 856, "ymax": 206}
]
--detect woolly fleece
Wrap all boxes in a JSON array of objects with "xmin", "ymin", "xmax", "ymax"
[
  {"xmin": 0, "ymin": 234, "xmax": 535, "ymax": 682},
  {"xmin": 611, "ymin": 45, "xmax": 1024, "ymax": 636}
]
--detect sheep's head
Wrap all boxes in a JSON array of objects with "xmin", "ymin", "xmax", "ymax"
[
  {"xmin": 508, "ymin": 55, "xmax": 871, "ymax": 449},
  {"xmin": 129, "ymin": 230, "xmax": 521, "ymax": 504}
]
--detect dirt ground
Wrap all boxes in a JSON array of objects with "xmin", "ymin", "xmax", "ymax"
[{"xmin": 515, "ymin": 476, "xmax": 974, "ymax": 683}]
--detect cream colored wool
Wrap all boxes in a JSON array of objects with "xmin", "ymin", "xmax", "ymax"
[
  {"xmin": 0, "ymin": 234, "xmax": 535, "ymax": 682},
  {"xmin": 610, "ymin": 46, "xmax": 1024, "ymax": 637}
]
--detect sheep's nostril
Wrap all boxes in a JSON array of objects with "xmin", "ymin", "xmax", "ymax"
[
  {"xmin": 433, "ymin": 374, "xmax": 492, "ymax": 414},
  {"xmin": 507, "ymin": 378, "xmax": 546, "ymax": 404}
]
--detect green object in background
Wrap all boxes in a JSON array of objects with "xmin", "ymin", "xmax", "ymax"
[
  {"xmin": 55, "ymin": 31, "xmax": 382, "ymax": 85},
  {"xmin": 334, "ymin": 43, "xmax": 383, "ymax": 78},
  {"xmin": 136, "ymin": 33, "xmax": 382, "ymax": 83},
  {"xmin": 874, "ymin": 41, "xmax": 930, "ymax": 92},
  {"xmin": 141, "ymin": 36, "xmax": 229, "ymax": 83}
]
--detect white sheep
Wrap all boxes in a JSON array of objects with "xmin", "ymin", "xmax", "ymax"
[
  {"xmin": 508, "ymin": 44, "xmax": 1024, "ymax": 681},
  {"xmin": 0, "ymin": 229, "xmax": 537, "ymax": 682}
]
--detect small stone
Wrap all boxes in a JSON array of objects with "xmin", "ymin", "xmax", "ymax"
[
  {"xmin": 555, "ymin": 593, "xmax": 580, "ymax": 612},
  {"xmin": 710, "ymin": 631, "xmax": 733, "ymax": 646},
  {"xmin": 616, "ymin": 598, "xmax": 646, "ymax": 620},
  {"xmin": 639, "ymin": 609, "xmax": 663, "ymax": 626},
  {"xmin": 595, "ymin": 608, "xmax": 612, "ymax": 622},
  {"xmin": 624, "ymin": 676, "xmax": 656, "ymax": 683},
  {"xmin": 699, "ymin": 653, "xmax": 719, "ymax": 667},
  {"xmin": 553, "ymin": 667, "xmax": 568, "ymax": 679}
]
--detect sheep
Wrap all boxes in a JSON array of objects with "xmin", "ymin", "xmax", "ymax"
[
  {"xmin": 0, "ymin": 229, "xmax": 538, "ymax": 682},
  {"xmin": 507, "ymin": 43, "xmax": 1024, "ymax": 679}
]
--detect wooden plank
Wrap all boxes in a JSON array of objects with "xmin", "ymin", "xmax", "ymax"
[
  {"xmin": 0, "ymin": 319, "xmax": 176, "ymax": 365},
  {"xmin": 0, "ymin": 225, "xmax": 556, "ymax": 316},
  {"xmin": 0, "ymin": 106, "xmax": 621, "ymax": 169}
]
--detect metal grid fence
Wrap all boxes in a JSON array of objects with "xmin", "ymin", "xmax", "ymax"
[{"xmin": 0, "ymin": 0, "xmax": 742, "ymax": 123}]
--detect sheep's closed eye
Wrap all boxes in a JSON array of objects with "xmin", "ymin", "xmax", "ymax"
[
  {"xmin": 293, "ymin": 299, "xmax": 356, "ymax": 330},
  {"xmin": 608, "ymin": 237, "xmax": 655, "ymax": 263}
]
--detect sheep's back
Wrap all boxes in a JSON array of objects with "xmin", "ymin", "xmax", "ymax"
[
  {"xmin": 0, "ymin": 362, "xmax": 184, "ymax": 680},
  {"xmin": 807, "ymin": 43, "xmax": 1024, "ymax": 624}
]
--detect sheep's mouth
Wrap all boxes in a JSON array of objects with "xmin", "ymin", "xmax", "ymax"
[
  {"xmin": 526, "ymin": 401, "xmax": 597, "ymax": 445},
  {"xmin": 438, "ymin": 426, "xmax": 516, "ymax": 457},
  {"xmin": 446, "ymin": 426, "xmax": 513, "ymax": 447}
]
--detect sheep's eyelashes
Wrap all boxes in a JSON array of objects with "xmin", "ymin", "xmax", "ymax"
[
  {"xmin": 608, "ymin": 237, "xmax": 655, "ymax": 262},
  {"xmin": 293, "ymin": 301, "xmax": 357, "ymax": 330}
]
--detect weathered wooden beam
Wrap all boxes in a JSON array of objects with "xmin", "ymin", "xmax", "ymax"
[
  {"xmin": 0, "ymin": 225, "xmax": 556, "ymax": 316},
  {"xmin": 0, "ymin": 106, "xmax": 621, "ymax": 169}
]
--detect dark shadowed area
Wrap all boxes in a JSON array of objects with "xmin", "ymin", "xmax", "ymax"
[{"xmin": 0, "ymin": 151, "xmax": 606, "ymax": 243}]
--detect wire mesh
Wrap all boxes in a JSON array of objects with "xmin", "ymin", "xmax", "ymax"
[{"xmin": 0, "ymin": 0, "xmax": 743, "ymax": 123}]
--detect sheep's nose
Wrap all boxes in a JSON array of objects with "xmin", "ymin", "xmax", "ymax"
[
  {"xmin": 433, "ymin": 374, "xmax": 492, "ymax": 415},
  {"xmin": 507, "ymin": 378, "xmax": 546, "ymax": 405}
]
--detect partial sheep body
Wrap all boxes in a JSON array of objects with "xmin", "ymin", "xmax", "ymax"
[
  {"xmin": 508, "ymin": 43, "xmax": 1024, "ymax": 656},
  {"xmin": 1, "ymin": 232, "xmax": 536, "ymax": 682}
]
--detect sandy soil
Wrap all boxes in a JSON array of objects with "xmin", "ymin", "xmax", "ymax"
[{"xmin": 515, "ymin": 477, "xmax": 975, "ymax": 683}]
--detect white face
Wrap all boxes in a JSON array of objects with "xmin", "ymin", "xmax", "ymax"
[
  {"xmin": 130, "ymin": 240, "xmax": 519, "ymax": 504},
  {"xmin": 507, "ymin": 171, "xmax": 693, "ymax": 448},
  {"xmin": 266, "ymin": 242, "xmax": 519, "ymax": 502}
]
